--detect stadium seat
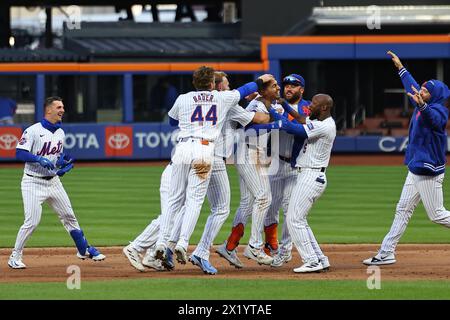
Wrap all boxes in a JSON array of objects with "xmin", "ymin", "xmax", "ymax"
[
  {"xmin": 344, "ymin": 128, "xmax": 361, "ymax": 136},
  {"xmin": 361, "ymin": 117, "xmax": 385, "ymax": 130},
  {"xmin": 384, "ymin": 108, "xmax": 403, "ymax": 119},
  {"xmin": 390, "ymin": 128, "xmax": 409, "ymax": 137}
]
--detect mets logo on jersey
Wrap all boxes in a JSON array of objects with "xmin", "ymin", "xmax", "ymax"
[
  {"xmin": 37, "ymin": 141, "xmax": 63, "ymax": 156},
  {"xmin": 105, "ymin": 126, "xmax": 133, "ymax": 157},
  {"xmin": 18, "ymin": 137, "xmax": 26, "ymax": 145},
  {"xmin": 307, "ymin": 122, "xmax": 314, "ymax": 130},
  {"xmin": 0, "ymin": 127, "xmax": 22, "ymax": 158}
]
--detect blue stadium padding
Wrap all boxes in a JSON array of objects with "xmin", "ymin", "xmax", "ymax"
[
  {"xmin": 35, "ymin": 74, "xmax": 45, "ymax": 122},
  {"xmin": 268, "ymin": 44, "xmax": 355, "ymax": 60},
  {"xmin": 62, "ymin": 124, "xmax": 105, "ymax": 159},
  {"xmin": 267, "ymin": 43, "xmax": 450, "ymax": 60},
  {"xmin": 356, "ymin": 43, "xmax": 449, "ymax": 59},
  {"xmin": 3, "ymin": 123, "xmax": 450, "ymax": 161},
  {"xmin": 268, "ymin": 60, "xmax": 281, "ymax": 83},
  {"xmin": 332, "ymin": 136, "xmax": 357, "ymax": 152},
  {"xmin": 123, "ymin": 73, "xmax": 134, "ymax": 123}
]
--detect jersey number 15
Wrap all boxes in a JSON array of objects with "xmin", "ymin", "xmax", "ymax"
[{"xmin": 191, "ymin": 105, "xmax": 217, "ymax": 125}]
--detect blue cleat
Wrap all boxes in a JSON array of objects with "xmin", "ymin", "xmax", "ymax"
[
  {"xmin": 162, "ymin": 248, "xmax": 175, "ymax": 270},
  {"xmin": 190, "ymin": 255, "xmax": 217, "ymax": 275},
  {"xmin": 77, "ymin": 246, "xmax": 106, "ymax": 261}
]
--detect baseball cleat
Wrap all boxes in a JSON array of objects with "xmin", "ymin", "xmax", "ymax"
[
  {"xmin": 174, "ymin": 245, "xmax": 187, "ymax": 264},
  {"xmin": 320, "ymin": 256, "xmax": 331, "ymax": 272},
  {"xmin": 190, "ymin": 255, "xmax": 218, "ymax": 275},
  {"xmin": 215, "ymin": 241, "xmax": 243, "ymax": 269},
  {"xmin": 123, "ymin": 244, "xmax": 145, "ymax": 272},
  {"xmin": 270, "ymin": 251, "xmax": 292, "ymax": 268},
  {"xmin": 293, "ymin": 261, "xmax": 324, "ymax": 273},
  {"xmin": 264, "ymin": 242, "xmax": 279, "ymax": 256},
  {"xmin": 243, "ymin": 245, "xmax": 274, "ymax": 265},
  {"xmin": 142, "ymin": 250, "xmax": 165, "ymax": 271},
  {"xmin": 77, "ymin": 246, "xmax": 106, "ymax": 261},
  {"xmin": 363, "ymin": 253, "xmax": 396, "ymax": 266},
  {"xmin": 159, "ymin": 248, "xmax": 175, "ymax": 271},
  {"xmin": 8, "ymin": 251, "xmax": 26, "ymax": 269},
  {"xmin": 154, "ymin": 244, "xmax": 166, "ymax": 260}
]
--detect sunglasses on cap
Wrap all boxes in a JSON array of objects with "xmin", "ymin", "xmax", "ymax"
[{"xmin": 283, "ymin": 75, "xmax": 303, "ymax": 86}]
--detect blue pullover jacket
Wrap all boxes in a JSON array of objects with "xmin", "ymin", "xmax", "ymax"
[{"xmin": 398, "ymin": 67, "xmax": 450, "ymax": 175}]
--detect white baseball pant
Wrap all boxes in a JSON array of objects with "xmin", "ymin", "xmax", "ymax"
[
  {"xmin": 156, "ymin": 139, "xmax": 214, "ymax": 251},
  {"xmin": 131, "ymin": 164, "xmax": 176, "ymax": 251},
  {"xmin": 233, "ymin": 147, "xmax": 272, "ymax": 249},
  {"xmin": 192, "ymin": 156, "xmax": 230, "ymax": 260},
  {"xmin": 287, "ymin": 168, "xmax": 327, "ymax": 264},
  {"xmin": 14, "ymin": 174, "xmax": 81, "ymax": 253},
  {"xmin": 380, "ymin": 171, "xmax": 450, "ymax": 254},
  {"xmin": 264, "ymin": 157, "xmax": 297, "ymax": 254}
]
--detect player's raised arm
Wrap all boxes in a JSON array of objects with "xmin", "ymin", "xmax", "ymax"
[
  {"xmin": 388, "ymin": 50, "xmax": 420, "ymax": 108},
  {"xmin": 235, "ymin": 74, "xmax": 274, "ymax": 100}
]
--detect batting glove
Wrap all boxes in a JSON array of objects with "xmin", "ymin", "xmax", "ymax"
[
  {"xmin": 56, "ymin": 153, "xmax": 75, "ymax": 168},
  {"xmin": 37, "ymin": 156, "xmax": 55, "ymax": 170},
  {"xmin": 56, "ymin": 163, "xmax": 74, "ymax": 177}
]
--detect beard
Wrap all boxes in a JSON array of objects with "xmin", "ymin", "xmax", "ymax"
[
  {"xmin": 309, "ymin": 111, "xmax": 318, "ymax": 120},
  {"xmin": 285, "ymin": 92, "xmax": 301, "ymax": 104}
]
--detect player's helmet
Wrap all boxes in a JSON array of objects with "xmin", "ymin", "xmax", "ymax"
[{"xmin": 283, "ymin": 74, "xmax": 305, "ymax": 87}]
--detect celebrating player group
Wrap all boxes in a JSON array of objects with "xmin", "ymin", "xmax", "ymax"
[
  {"xmin": 9, "ymin": 50, "xmax": 450, "ymax": 275},
  {"xmin": 123, "ymin": 66, "xmax": 336, "ymax": 274}
]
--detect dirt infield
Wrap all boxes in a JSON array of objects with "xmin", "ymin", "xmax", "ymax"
[{"xmin": 1, "ymin": 244, "xmax": 449, "ymax": 283}]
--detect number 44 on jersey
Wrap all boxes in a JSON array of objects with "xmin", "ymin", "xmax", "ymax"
[{"xmin": 191, "ymin": 105, "xmax": 217, "ymax": 125}]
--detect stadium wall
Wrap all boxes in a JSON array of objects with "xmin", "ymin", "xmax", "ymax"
[{"xmin": 1, "ymin": 124, "xmax": 446, "ymax": 161}]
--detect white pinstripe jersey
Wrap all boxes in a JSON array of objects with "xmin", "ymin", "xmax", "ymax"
[
  {"xmin": 245, "ymin": 99, "xmax": 283, "ymax": 147},
  {"xmin": 215, "ymin": 104, "xmax": 254, "ymax": 158},
  {"xmin": 295, "ymin": 116, "xmax": 336, "ymax": 168},
  {"xmin": 168, "ymin": 90, "xmax": 241, "ymax": 142},
  {"xmin": 278, "ymin": 102, "xmax": 298, "ymax": 158},
  {"xmin": 16, "ymin": 122, "xmax": 64, "ymax": 177}
]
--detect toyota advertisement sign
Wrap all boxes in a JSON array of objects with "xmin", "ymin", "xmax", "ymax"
[
  {"xmin": 0, "ymin": 127, "xmax": 22, "ymax": 158},
  {"xmin": 0, "ymin": 123, "xmax": 450, "ymax": 161}
]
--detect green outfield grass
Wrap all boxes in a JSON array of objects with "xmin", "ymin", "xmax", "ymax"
[
  {"xmin": 1, "ymin": 164, "xmax": 450, "ymax": 300},
  {"xmin": 0, "ymin": 278, "xmax": 449, "ymax": 300},
  {"xmin": 0, "ymin": 165, "xmax": 449, "ymax": 248}
]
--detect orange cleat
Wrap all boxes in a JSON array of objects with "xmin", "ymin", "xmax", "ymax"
[
  {"xmin": 226, "ymin": 223, "xmax": 244, "ymax": 251},
  {"xmin": 264, "ymin": 223, "xmax": 279, "ymax": 255}
]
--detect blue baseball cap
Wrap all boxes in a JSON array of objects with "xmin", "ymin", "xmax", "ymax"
[{"xmin": 283, "ymin": 74, "xmax": 305, "ymax": 87}]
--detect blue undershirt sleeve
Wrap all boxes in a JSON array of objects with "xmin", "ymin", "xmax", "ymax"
[
  {"xmin": 282, "ymin": 120, "xmax": 308, "ymax": 138},
  {"xmin": 169, "ymin": 116, "xmax": 179, "ymax": 127},
  {"xmin": 236, "ymin": 82, "xmax": 258, "ymax": 100},
  {"xmin": 16, "ymin": 149, "xmax": 39, "ymax": 162}
]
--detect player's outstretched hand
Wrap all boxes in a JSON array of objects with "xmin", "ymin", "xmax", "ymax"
[
  {"xmin": 56, "ymin": 163, "xmax": 74, "ymax": 177},
  {"xmin": 37, "ymin": 156, "xmax": 55, "ymax": 170},
  {"xmin": 387, "ymin": 51, "xmax": 403, "ymax": 70},
  {"xmin": 407, "ymin": 85, "xmax": 425, "ymax": 107},
  {"xmin": 258, "ymin": 74, "xmax": 274, "ymax": 83}
]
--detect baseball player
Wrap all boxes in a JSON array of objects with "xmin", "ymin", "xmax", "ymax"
[
  {"xmin": 270, "ymin": 93, "xmax": 335, "ymax": 273},
  {"xmin": 263, "ymin": 74, "xmax": 311, "ymax": 267},
  {"xmin": 123, "ymin": 162, "xmax": 178, "ymax": 272},
  {"xmin": 123, "ymin": 73, "xmax": 270, "ymax": 274},
  {"xmin": 153, "ymin": 66, "xmax": 273, "ymax": 265},
  {"xmin": 8, "ymin": 96, "xmax": 105, "ymax": 269},
  {"xmin": 364, "ymin": 51, "xmax": 450, "ymax": 266},
  {"xmin": 186, "ymin": 72, "xmax": 271, "ymax": 274},
  {"xmin": 216, "ymin": 78, "xmax": 284, "ymax": 267}
]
